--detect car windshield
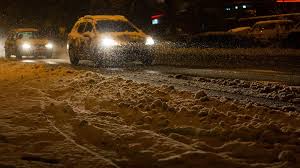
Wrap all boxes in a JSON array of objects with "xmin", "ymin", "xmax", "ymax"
[
  {"xmin": 96, "ymin": 20, "xmax": 138, "ymax": 32},
  {"xmin": 17, "ymin": 31, "xmax": 45, "ymax": 39},
  {"xmin": 260, "ymin": 23, "xmax": 276, "ymax": 30}
]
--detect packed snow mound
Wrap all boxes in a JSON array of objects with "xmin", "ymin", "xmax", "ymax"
[{"xmin": 0, "ymin": 60, "xmax": 299, "ymax": 167}]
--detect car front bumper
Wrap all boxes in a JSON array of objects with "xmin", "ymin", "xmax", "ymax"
[
  {"xmin": 95, "ymin": 45, "xmax": 153, "ymax": 61},
  {"xmin": 19, "ymin": 47, "xmax": 53, "ymax": 56}
]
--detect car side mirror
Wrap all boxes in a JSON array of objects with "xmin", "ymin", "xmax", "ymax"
[
  {"xmin": 17, "ymin": 34, "xmax": 23, "ymax": 39},
  {"xmin": 83, "ymin": 33, "xmax": 89, "ymax": 37},
  {"xmin": 83, "ymin": 32, "xmax": 93, "ymax": 39}
]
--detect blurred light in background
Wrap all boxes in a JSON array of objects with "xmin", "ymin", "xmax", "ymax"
[{"xmin": 152, "ymin": 19, "xmax": 159, "ymax": 25}]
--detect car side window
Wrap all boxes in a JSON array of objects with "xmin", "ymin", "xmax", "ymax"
[
  {"xmin": 77, "ymin": 23, "xmax": 86, "ymax": 33},
  {"xmin": 7, "ymin": 32, "xmax": 13, "ymax": 40},
  {"xmin": 278, "ymin": 24, "xmax": 285, "ymax": 31},
  {"xmin": 85, "ymin": 22, "xmax": 94, "ymax": 32},
  {"xmin": 252, "ymin": 25, "xmax": 260, "ymax": 32},
  {"xmin": 7, "ymin": 33, "xmax": 12, "ymax": 40},
  {"xmin": 285, "ymin": 23, "xmax": 294, "ymax": 31},
  {"xmin": 11, "ymin": 32, "xmax": 16, "ymax": 40}
]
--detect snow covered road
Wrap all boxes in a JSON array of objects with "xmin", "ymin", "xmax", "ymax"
[
  {"xmin": 13, "ymin": 57, "xmax": 300, "ymax": 85},
  {"xmin": 14, "ymin": 56, "xmax": 300, "ymax": 110},
  {"xmin": 0, "ymin": 59, "xmax": 299, "ymax": 168}
]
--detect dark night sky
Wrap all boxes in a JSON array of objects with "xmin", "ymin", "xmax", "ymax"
[
  {"xmin": 0, "ymin": 0, "xmax": 90, "ymax": 29},
  {"xmin": 0, "ymin": 0, "xmax": 158, "ymax": 29},
  {"xmin": 0, "ymin": 0, "xmax": 275, "ymax": 33},
  {"xmin": 0, "ymin": 0, "xmax": 226, "ymax": 29}
]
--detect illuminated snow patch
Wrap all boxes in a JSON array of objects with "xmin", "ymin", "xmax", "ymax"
[
  {"xmin": 44, "ymin": 60, "xmax": 58, "ymax": 65},
  {"xmin": 21, "ymin": 60, "xmax": 36, "ymax": 63},
  {"xmin": 144, "ymin": 70, "xmax": 160, "ymax": 74},
  {"xmin": 106, "ymin": 68, "xmax": 124, "ymax": 72}
]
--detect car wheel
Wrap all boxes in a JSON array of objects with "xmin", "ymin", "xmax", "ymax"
[
  {"xmin": 94, "ymin": 59, "xmax": 103, "ymax": 67},
  {"xmin": 15, "ymin": 50, "xmax": 22, "ymax": 60},
  {"xmin": 141, "ymin": 54, "xmax": 154, "ymax": 66},
  {"xmin": 5, "ymin": 49, "xmax": 11, "ymax": 58},
  {"xmin": 46, "ymin": 52, "xmax": 53, "ymax": 59},
  {"xmin": 69, "ymin": 46, "xmax": 79, "ymax": 65},
  {"xmin": 92, "ymin": 48, "xmax": 106, "ymax": 67}
]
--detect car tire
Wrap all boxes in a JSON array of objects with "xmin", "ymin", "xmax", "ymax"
[
  {"xmin": 92, "ymin": 49, "xmax": 103, "ymax": 67},
  {"xmin": 141, "ymin": 54, "xmax": 154, "ymax": 66},
  {"xmin": 5, "ymin": 49, "xmax": 11, "ymax": 58},
  {"xmin": 69, "ymin": 46, "xmax": 79, "ymax": 65},
  {"xmin": 94, "ymin": 59, "xmax": 103, "ymax": 67},
  {"xmin": 46, "ymin": 52, "xmax": 53, "ymax": 59},
  {"xmin": 15, "ymin": 50, "xmax": 22, "ymax": 60}
]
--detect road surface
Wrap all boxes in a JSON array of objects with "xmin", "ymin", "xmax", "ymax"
[{"xmin": 3, "ymin": 55, "xmax": 300, "ymax": 111}]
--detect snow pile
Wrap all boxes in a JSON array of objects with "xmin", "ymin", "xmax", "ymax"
[
  {"xmin": 0, "ymin": 60, "xmax": 299, "ymax": 167},
  {"xmin": 60, "ymin": 70, "xmax": 300, "ymax": 167}
]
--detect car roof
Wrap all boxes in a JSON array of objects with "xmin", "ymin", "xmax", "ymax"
[
  {"xmin": 229, "ymin": 26, "xmax": 251, "ymax": 32},
  {"xmin": 79, "ymin": 15, "xmax": 128, "ymax": 22},
  {"xmin": 255, "ymin": 20, "xmax": 293, "ymax": 25},
  {"xmin": 13, "ymin": 28, "xmax": 38, "ymax": 32}
]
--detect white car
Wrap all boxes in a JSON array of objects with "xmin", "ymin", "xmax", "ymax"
[
  {"xmin": 249, "ymin": 20, "xmax": 294, "ymax": 41},
  {"xmin": 5, "ymin": 28, "xmax": 54, "ymax": 59},
  {"xmin": 228, "ymin": 26, "xmax": 251, "ymax": 34},
  {"xmin": 68, "ymin": 15, "xmax": 155, "ymax": 66}
]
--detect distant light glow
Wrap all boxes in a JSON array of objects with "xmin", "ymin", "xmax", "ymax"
[
  {"xmin": 151, "ymin": 14, "xmax": 164, "ymax": 19},
  {"xmin": 277, "ymin": 0, "xmax": 300, "ymax": 2},
  {"xmin": 243, "ymin": 5, "xmax": 247, "ymax": 8},
  {"xmin": 152, "ymin": 19, "xmax": 159, "ymax": 25},
  {"xmin": 235, "ymin": 6, "xmax": 239, "ymax": 9},
  {"xmin": 225, "ymin": 8, "xmax": 231, "ymax": 11}
]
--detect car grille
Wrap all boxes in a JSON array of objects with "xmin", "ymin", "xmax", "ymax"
[
  {"xmin": 124, "ymin": 42, "xmax": 144, "ymax": 47},
  {"xmin": 35, "ymin": 44, "xmax": 45, "ymax": 49}
]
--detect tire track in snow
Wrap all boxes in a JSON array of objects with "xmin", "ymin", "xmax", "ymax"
[{"xmin": 40, "ymin": 101, "xmax": 120, "ymax": 168}]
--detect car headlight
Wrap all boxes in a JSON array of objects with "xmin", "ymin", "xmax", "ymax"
[
  {"xmin": 22, "ymin": 43, "xmax": 31, "ymax": 50},
  {"xmin": 145, "ymin": 37, "xmax": 155, "ymax": 46},
  {"xmin": 45, "ymin": 43, "xmax": 53, "ymax": 49},
  {"xmin": 101, "ymin": 38, "xmax": 119, "ymax": 48}
]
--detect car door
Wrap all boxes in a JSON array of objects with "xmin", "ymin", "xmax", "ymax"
[
  {"xmin": 5, "ymin": 32, "xmax": 14, "ymax": 51},
  {"xmin": 280, "ymin": 22, "xmax": 293, "ymax": 39},
  {"xmin": 263, "ymin": 24, "xmax": 276, "ymax": 39},
  {"xmin": 75, "ymin": 22, "xmax": 87, "ymax": 55},
  {"xmin": 251, "ymin": 25, "xmax": 262, "ymax": 38},
  {"xmin": 81, "ymin": 21, "xmax": 95, "ymax": 57}
]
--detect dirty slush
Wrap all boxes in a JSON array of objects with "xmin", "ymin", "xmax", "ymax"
[{"xmin": 0, "ymin": 59, "xmax": 299, "ymax": 168}]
